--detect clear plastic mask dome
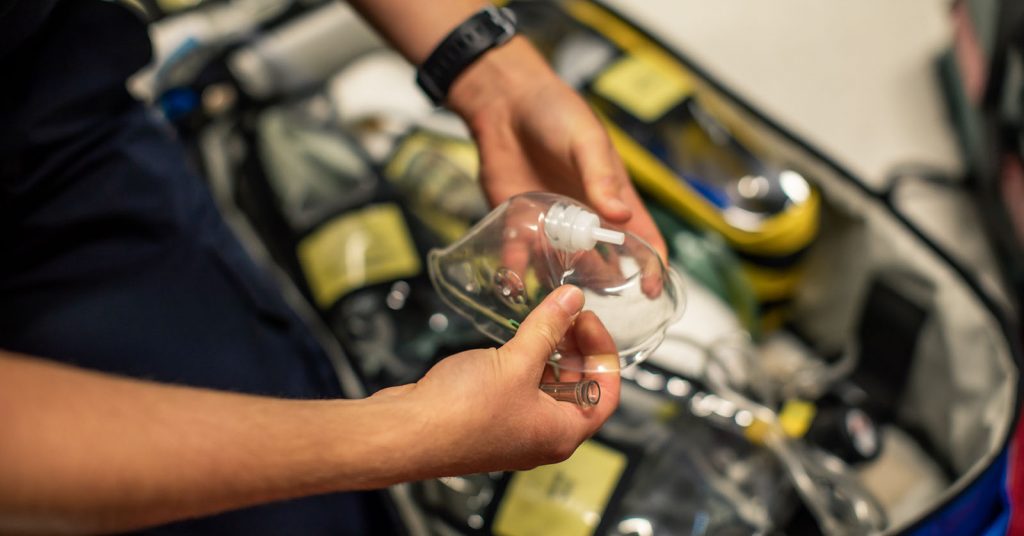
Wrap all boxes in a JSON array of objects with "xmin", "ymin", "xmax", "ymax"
[{"xmin": 428, "ymin": 192, "xmax": 685, "ymax": 372}]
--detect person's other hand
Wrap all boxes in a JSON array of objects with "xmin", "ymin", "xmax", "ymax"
[
  {"xmin": 371, "ymin": 285, "xmax": 620, "ymax": 475},
  {"xmin": 447, "ymin": 38, "xmax": 668, "ymax": 261}
]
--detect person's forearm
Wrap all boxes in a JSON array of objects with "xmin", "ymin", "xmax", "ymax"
[
  {"xmin": 346, "ymin": 0, "xmax": 557, "ymax": 120},
  {"xmin": 346, "ymin": 0, "xmax": 486, "ymax": 65},
  {"xmin": 0, "ymin": 352, "xmax": 427, "ymax": 535},
  {"xmin": 0, "ymin": 291, "xmax": 617, "ymax": 534}
]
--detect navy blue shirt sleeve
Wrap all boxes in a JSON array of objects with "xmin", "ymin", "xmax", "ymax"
[{"xmin": 0, "ymin": 0, "xmax": 58, "ymax": 58}]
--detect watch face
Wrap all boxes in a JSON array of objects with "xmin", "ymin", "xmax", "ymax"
[{"xmin": 489, "ymin": 6, "xmax": 519, "ymax": 40}]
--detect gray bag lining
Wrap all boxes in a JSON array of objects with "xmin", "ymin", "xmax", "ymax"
[{"xmin": 709, "ymin": 94, "xmax": 1018, "ymax": 533}]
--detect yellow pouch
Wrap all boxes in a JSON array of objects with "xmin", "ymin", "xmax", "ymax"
[
  {"xmin": 297, "ymin": 203, "xmax": 421, "ymax": 308},
  {"xmin": 493, "ymin": 440, "xmax": 627, "ymax": 536}
]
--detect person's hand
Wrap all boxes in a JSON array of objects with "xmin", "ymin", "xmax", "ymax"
[
  {"xmin": 371, "ymin": 285, "xmax": 620, "ymax": 475},
  {"xmin": 447, "ymin": 38, "xmax": 668, "ymax": 260}
]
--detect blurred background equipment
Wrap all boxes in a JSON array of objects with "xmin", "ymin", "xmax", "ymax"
[
  {"xmin": 515, "ymin": 1, "xmax": 820, "ymax": 334},
  {"xmin": 942, "ymin": 0, "xmax": 1024, "ymax": 311}
]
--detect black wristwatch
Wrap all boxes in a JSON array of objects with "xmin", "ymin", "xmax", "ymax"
[{"xmin": 415, "ymin": 5, "xmax": 518, "ymax": 106}]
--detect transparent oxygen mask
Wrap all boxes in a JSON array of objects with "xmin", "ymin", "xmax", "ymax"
[{"xmin": 428, "ymin": 192, "xmax": 685, "ymax": 373}]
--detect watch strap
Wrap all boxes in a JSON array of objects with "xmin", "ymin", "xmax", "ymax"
[{"xmin": 416, "ymin": 6, "xmax": 517, "ymax": 106}]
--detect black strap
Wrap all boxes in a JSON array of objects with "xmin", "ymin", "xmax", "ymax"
[{"xmin": 415, "ymin": 5, "xmax": 517, "ymax": 106}]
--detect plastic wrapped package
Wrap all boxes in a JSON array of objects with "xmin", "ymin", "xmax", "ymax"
[
  {"xmin": 602, "ymin": 382, "xmax": 795, "ymax": 536},
  {"xmin": 256, "ymin": 98, "xmax": 378, "ymax": 229},
  {"xmin": 382, "ymin": 129, "xmax": 489, "ymax": 244}
]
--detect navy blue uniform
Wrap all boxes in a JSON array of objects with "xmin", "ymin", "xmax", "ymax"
[{"xmin": 0, "ymin": 1, "xmax": 387, "ymax": 533}]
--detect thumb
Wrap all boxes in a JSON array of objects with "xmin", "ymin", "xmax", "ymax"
[{"xmin": 502, "ymin": 285, "xmax": 585, "ymax": 372}]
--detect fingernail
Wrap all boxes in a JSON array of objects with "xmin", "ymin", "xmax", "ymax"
[
  {"xmin": 555, "ymin": 285, "xmax": 584, "ymax": 315},
  {"xmin": 606, "ymin": 198, "xmax": 630, "ymax": 215}
]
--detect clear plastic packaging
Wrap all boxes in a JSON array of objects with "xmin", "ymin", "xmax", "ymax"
[{"xmin": 428, "ymin": 192, "xmax": 685, "ymax": 372}]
